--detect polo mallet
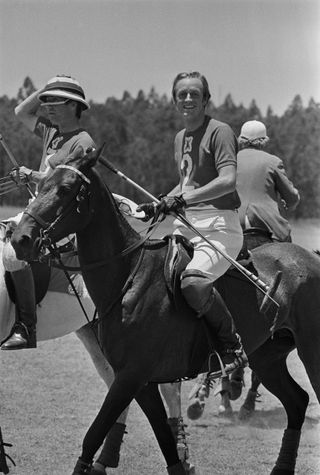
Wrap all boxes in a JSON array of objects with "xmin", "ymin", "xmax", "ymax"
[
  {"xmin": 98, "ymin": 155, "xmax": 281, "ymax": 314},
  {"xmin": 0, "ymin": 133, "xmax": 35, "ymax": 198}
]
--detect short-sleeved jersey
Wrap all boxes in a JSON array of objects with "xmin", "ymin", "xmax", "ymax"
[
  {"xmin": 34, "ymin": 116, "xmax": 95, "ymax": 172},
  {"xmin": 174, "ymin": 115, "xmax": 240, "ymax": 210}
]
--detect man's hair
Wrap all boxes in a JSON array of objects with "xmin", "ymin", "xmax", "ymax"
[
  {"xmin": 238, "ymin": 137, "xmax": 270, "ymax": 150},
  {"xmin": 171, "ymin": 71, "xmax": 211, "ymax": 104},
  {"xmin": 74, "ymin": 102, "xmax": 83, "ymax": 119}
]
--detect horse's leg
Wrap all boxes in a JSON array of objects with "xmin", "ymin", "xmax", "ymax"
[
  {"xmin": 135, "ymin": 382, "xmax": 187, "ymax": 474},
  {"xmin": 75, "ymin": 324, "xmax": 128, "ymax": 471},
  {"xmin": 217, "ymin": 378, "xmax": 233, "ymax": 417},
  {"xmin": 160, "ymin": 382, "xmax": 195, "ymax": 473},
  {"xmin": 72, "ymin": 373, "xmax": 145, "ymax": 475},
  {"xmin": 238, "ymin": 370, "xmax": 261, "ymax": 421},
  {"xmin": 186, "ymin": 373, "xmax": 212, "ymax": 420},
  {"xmin": 249, "ymin": 335, "xmax": 309, "ymax": 475},
  {"xmin": 217, "ymin": 367, "xmax": 245, "ymax": 417}
]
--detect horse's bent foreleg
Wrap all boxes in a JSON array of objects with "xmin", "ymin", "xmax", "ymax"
[
  {"xmin": 75, "ymin": 324, "xmax": 129, "ymax": 424},
  {"xmin": 76, "ymin": 373, "xmax": 145, "ymax": 468},
  {"xmin": 238, "ymin": 371, "xmax": 261, "ymax": 421},
  {"xmin": 135, "ymin": 382, "xmax": 186, "ymax": 474},
  {"xmin": 160, "ymin": 382, "xmax": 189, "ymax": 460},
  {"xmin": 160, "ymin": 382, "xmax": 195, "ymax": 473},
  {"xmin": 249, "ymin": 336, "xmax": 309, "ymax": 474}
]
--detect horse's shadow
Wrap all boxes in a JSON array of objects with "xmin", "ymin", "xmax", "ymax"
[
  {"xmin": 235, "ymin": 407, "xmax": 320, "ymax": 430},
  {"xmin": 196, "ymin": 406, "xmax": 320, "ymax": 431}
]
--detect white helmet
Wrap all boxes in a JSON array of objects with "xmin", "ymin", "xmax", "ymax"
[
  {"xmin": 39, "ymin": 75, "xmax": 89, "ymax": 110},
  {"xmin": 239, "ymin": 120, "xmax": 268, "ymax": 140}
]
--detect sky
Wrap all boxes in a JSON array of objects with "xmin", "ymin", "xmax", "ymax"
[{"xmin": 0, "ymin": 0, "xmax": 319, "ymax": 115}]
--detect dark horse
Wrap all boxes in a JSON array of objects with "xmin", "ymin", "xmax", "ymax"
[{"xmin": 11, "ymin": 148, "xmax": 320, "ymax": 475}]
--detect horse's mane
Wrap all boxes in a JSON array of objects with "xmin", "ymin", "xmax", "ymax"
[
  {"xmin": 89, "ymin": 163, "xmax": 141, "ymax": 239},
  {"xmin": 313, "ymin": 249, "xmax": 320, "ymax": 258}
]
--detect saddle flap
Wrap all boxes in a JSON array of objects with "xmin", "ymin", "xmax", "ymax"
[
  {"xmin": 5, "ymin": 262, "xmax": 51, "ymax": 305},
  {"xmin": 163, "ymin": 234, "xmax": 193, "ymax": 305}
]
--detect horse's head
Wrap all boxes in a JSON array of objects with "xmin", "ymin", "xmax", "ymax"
[{"xmin": 11, "ymin": 146, "xmax": 101, "ymax": 262}]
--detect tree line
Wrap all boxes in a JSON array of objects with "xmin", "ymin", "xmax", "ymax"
[{"xmin": 0, "ymin": 77, "xmax": 319, "ymax": 218}]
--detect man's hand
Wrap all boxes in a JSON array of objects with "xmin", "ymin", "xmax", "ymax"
[
  {"xmin": 137, "ymin": 194, "xmax": 186, "ymax": 221},
  {"xmin": 10, "ymin": 166, "xmax": 33, "ymax": 185},
  {"xmin": 136, "ymin": 202, "xmax": 157, "ymax": 222},
  {"xmin": 157, "ymin": 195, "xmax": 186, "ymax": 215}
]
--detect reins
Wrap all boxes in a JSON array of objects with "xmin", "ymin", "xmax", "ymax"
[{"xmin": 29, "ymin": 164, "xmax": 161, "ymax": 269}]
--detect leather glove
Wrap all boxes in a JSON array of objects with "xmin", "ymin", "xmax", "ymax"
[
  {"xmin": 10, "ymin": 166, "xmax": 33, "ymax": 185},
  {"xmin": 157, "ymin": 194, "xmax": 186, "ymax": 215},
  {"xmin": 136, "ymin": 202, "xmax": 157, "ymax": 222}
]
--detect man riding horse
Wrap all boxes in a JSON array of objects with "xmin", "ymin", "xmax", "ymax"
[
  {"xmin": 138, "ymin": 71, "xmax": 248, "ymax": 378},
  {"xmin": 1, "ymin": 75, "xmax": 94, "ymax": 350}
]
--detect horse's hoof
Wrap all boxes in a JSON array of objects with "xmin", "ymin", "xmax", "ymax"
[
  {"xmin": 90, "ymin": 463, "xmax": 106, "ymax": 474},
  {"xmin": 71, "ymin": 457, "xmax": 93, "ymax": 475},
  {"xmin": 187, "ymin": 398, "xmax": 205, "ymax": 420},
  {"xmin": 218, "ymin": 404, "xmax": 233, "ymax": 418},
  {"xmin": 270, "ymin": 467, "xmax": 294, "ymax": 474},
  {"xmin": 183, "ymin": 460, "xmax": 196, "ymax": 474},
  {"xmin": 218, "ymin": 404, "xmax": 233, "ymax": 416},
  {"xmin": 238, "ymin": 389, "xmax": 258, "ymax": 421}
]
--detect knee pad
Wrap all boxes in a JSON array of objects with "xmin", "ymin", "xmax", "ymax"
[
  {"xmin": 2, "ymin": 240, "xmax": 27, "ymax": 272},
  {"xmin": 180, "ymin": 269, "xmax": 214, "ymax": 315}
]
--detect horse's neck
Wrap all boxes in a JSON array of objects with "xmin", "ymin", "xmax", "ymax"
[{"xmin": 77, "ymin": 184, "xmax": 139, "ymax": 266}]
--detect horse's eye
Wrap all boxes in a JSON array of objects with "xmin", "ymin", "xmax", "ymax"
[{"xmin": 58, "ymin": 185, "xmax": 72, "ymax": 197}]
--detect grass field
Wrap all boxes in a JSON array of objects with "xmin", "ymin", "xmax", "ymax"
[{"xmin": 0, "ymin": 207, "xmax": 319, "ymax": 474}]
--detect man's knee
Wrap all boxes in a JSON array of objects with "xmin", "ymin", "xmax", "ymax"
[
  {"xmin": 180, "ymin": 269, "xmax": 214, "ymax": 315},
  {"xmin": 2, "ymin": 240, "xmax": 27, "ymax": 272}
]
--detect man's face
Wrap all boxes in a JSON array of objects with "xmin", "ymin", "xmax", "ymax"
[
  {"xmin": 41, "ymin": 96, "xmax": 77, "ymax": 125},
  {"xmin": 174, "ymin": 78, "xmax": 206, "ymax": 120}
]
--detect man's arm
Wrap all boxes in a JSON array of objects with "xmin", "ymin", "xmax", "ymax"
[
  {"xmin": 274, "ymin": 161, "xmax": 300, "ymax": 210},
  {"xmin": 15, "ymin": 88, "xmax": 45, "ymax": 132}
]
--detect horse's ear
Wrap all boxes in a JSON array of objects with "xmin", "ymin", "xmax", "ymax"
[
  {"xmin": 85, "ymin": 144, "xmax": 105, "ymax": 168},
  {"xmin": 65, "ymin": 146, "xmax": 86, "ymax": 165}
]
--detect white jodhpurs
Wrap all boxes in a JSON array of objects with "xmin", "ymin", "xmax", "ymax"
[{"xmin": 173, "ymin": 208, "xmax": 243, "ymax": 282}]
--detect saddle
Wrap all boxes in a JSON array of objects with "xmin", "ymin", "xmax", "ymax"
[
  {"xmin": 236, "ymin": 227, "xmax": 273, "ymax": 263},
  {"xmin": 161, "ymin": 231, "xmax": 272, "ymax": 312}
]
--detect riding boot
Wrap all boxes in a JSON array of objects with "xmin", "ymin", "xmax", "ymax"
[
  {"xmin": 1, "ymin": 266, "xmax": 37, "ymax": 350},
  {"xmin": 181, "ymin": 269, "xmax": 248, "ymax": 379}
]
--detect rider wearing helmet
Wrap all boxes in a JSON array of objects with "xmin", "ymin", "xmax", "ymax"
[
  {"xmin": 1, "ymin": 75, "xmax": 95, "ymax": 350},
  {"xmin": 237, "ymin": 120, "xmax": 300, "ymax": 242}
]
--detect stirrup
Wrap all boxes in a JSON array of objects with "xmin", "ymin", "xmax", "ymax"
[{"xmin": 207, "ymin": 351, "xmax": 248, "ymax": 381}]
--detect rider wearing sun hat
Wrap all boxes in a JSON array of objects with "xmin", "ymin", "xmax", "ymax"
[
  {"xmin": 237, "ymin": 120, "xmax": 300, "ymax": 242},
  {"xmin": 1, "ymin": 74, "xmax": 95, "ymax": 351}
]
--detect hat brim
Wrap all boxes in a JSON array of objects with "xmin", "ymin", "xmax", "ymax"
[{"xmin": 39, "ymin": 90, "xmax": 89, "ymax": 110}]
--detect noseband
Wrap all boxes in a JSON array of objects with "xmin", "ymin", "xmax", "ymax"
[{"xmin": 23, "ymin": 164, "xmax": 91, "ymax": 250}]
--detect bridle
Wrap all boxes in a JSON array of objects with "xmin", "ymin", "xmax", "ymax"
[
  {"xmin": 22, "ymin": 163, "xmax": 156, "ymax": 267},
  {"xmin": 23, "ymin": 164, "xmax": 91, "ymax": 252}
]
